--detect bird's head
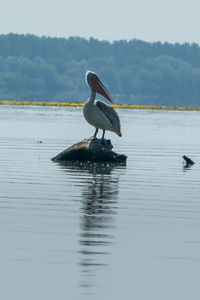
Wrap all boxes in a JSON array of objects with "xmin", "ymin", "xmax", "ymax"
[{"xmin": 85, "ymin": 70, "xmax": 114, "ymax": 103}]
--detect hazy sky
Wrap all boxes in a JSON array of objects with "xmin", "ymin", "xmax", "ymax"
[{"xmin": 1, "ymin": 0, "xmax": 200, "ymax": 44}]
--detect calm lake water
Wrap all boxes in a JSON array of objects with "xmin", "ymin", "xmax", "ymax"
[{"xmin": 0, "ymin": 105, "xmax": 200, "ymax": 300}]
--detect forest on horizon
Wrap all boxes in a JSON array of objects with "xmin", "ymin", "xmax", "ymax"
[{"xmin": 0, "ymin": 33, "xmax": 200, "ymax": 106}]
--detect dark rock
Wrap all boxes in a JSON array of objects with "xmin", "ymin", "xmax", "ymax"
[{"xmin": 52, "ymin": 138, "xmax": 127, "ymax": 164}]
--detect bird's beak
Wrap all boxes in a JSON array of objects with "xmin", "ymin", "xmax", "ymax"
[{"xmin": 92, "ymin": 77, "xmax": 114, "ymax": 103}]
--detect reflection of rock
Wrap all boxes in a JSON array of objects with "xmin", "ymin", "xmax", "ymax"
[
  {"xmin": 52, "ymin": 137, "xmax": 127, "ymax": 164},
  {"xmin": 59, "ymin": 161, "xmax": 119, "ymax": 176}
]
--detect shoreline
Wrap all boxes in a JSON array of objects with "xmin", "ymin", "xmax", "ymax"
[{"xmin": 0, "ymin": 100, "xmax": 200, "ymax": 111}]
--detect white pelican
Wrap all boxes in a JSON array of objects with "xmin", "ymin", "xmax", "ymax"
[{"xmin": 83, "ymin": 70, "xmax": 122, "ymax": 140}]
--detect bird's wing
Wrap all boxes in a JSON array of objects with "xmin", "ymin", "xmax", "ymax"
[{"xmin": 95, "ymin": 100, "xmax": 121, "ymax": 133}]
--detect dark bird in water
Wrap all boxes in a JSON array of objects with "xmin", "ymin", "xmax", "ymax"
[{"xmin": 183, "ymin": 155, "xmax": 195, "ymax": 168}]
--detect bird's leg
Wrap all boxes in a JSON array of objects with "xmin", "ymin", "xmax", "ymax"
[
  {"xmin": 101, "ymin": 129, "xmax": 105, "ymax": 141},
  {"xmin": 93, "ymin": 128, "xmax": 98, "ymax": 138}
]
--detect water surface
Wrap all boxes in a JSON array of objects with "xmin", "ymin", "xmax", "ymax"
[{"xmin": 0, "ymin": 105, "xmax": 200, "ymax": 300}]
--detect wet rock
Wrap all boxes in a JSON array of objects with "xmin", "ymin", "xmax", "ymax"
[{"xmin": 52, "ymin": 138, "xmax": 127, "ymax": 164}]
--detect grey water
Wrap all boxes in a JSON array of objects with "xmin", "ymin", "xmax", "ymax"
[{"xmin": 0, "ymin": 105, "xmax": 200, "ymax": 300}]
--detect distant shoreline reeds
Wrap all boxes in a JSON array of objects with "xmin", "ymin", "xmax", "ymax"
[{"xmin": 0, "ymin": 100, "xmax": 200, "ymax": 111}]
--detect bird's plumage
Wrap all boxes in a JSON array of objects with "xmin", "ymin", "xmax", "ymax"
[
  {"xmin": 83, "ymin": 70, "xmax": 122, "ymax": 139},
  {"xmin": 95, "ymin": 100, "xmax": 121, "ymax": 136}
]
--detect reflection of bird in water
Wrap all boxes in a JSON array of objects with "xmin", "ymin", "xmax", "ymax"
[
  {"xmin": 59, "ymin": 163, "xmax": 121, "ymax": 229},
  {"xmin": 59, "ymin": 163, "xmax": 125, "ymax": 292},
  {"xmin": 78, "ymin": 170, "xmax": 119, "ymax": 291},
  {"xmin": 74, "ymin": 164, "xmax": 120, "ymax": 233},
  {"xmin": 80, "ymin": 173, "xmax": 119, "ymax": 231}
]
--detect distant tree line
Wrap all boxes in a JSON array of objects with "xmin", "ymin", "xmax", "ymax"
[{"xmin": 0, "ymin": 33, "xmax": 200, "ymax": 106}]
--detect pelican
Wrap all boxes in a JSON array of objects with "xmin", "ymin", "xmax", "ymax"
[{"xmin": 83, "ymin": 70, "xmax": 122, "ymax": 140}]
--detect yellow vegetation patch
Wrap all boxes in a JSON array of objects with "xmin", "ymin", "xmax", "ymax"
[
  {"xmin": 0, "ymin": 100, "xmax": 200, "ymax": 111},
  {"xmin": 0, "ymin": 100, "xmax": 84, "ymax": 107},
  {"xmin": 112, "ymin": 104, "xmax": 200, "ymax": 111}
]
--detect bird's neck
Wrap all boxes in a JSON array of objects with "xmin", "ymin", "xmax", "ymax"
[
  {"xmin": 87, "ymin": 90, "xmax": 96, "ymax": 109},
  {"xmin": 90, "ymin": 90, "xmax": 96, "ymax": 103}
]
